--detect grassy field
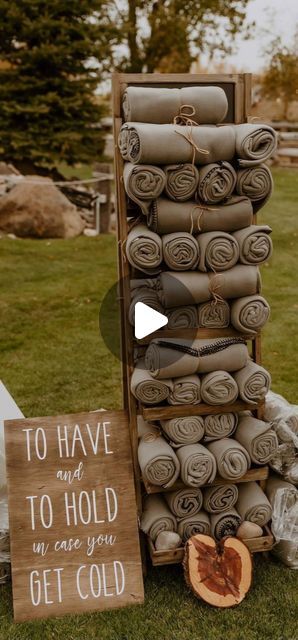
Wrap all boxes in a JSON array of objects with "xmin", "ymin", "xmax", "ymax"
[{"xmin": 0, "ymin": 168, "xmax": 297, "ymax": 639}]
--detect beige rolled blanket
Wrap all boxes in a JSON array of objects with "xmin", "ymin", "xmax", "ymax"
[
  {"xmin": 167, "ymin": 306, "xmax": 198, "ymax": 329},
  {"xmin": 138, "ymin": 434, "xmax": 180, "ymax": 488},
  {"xmin": 122, "ymin": 85, "xmax": 228, "ymax": 124},
  {"xmin": 164, "ymin": 164, "xmax": 199, "ymax": 201},
  {"xmin": 207, "ymin": 438, "xmax": 251, "ymax": 480},
  {"xmin": 148, "ymin": 196, "xmax": 253, "ymax": 235},
  {"xmin": 160, "ymin": 415, "xmax": 205, "ymax": 447},
  {"xmin": 168, "ymin": 375, "xmax": 201, "ymax": 405},
  {"xmin": 237, "ymin": 482, "xmax": 272, "ymax": 526},
  {"xmin": 230, "ymin": 295, "xmax": 270, "ymax": 335},
  {"xmin": 159, "ymin": 265, "xmax": 261, "ymax": 308},
  {"xmin": 162, "ymin": 232, "xmax": 199, "ymax": 271},
  {"xmin": 210, "ymin": 507, "xmax": 242, "ymax": 540},
  {"xmin": 234, "ymin": 361, "xmax": 271, "ymax": 404},
  {"xmin": 234, "ymin": 123, "xmax": 277, "ymax": 166},
  {"xmin": 125, "ymin": 224, "xmax": 162, "ymax": 274},
  {"xmin": 233, "ymin": 225, "xmax": 273, "ymax": 265},
  {"xmin": 140, "ymin": 494, "xmax": 177, "ymax": 542},
  {"xmin": 177, "ymin": 511, "xmax": 211, "ymax": 542},
  {"xmin": 204, "ymin": 413, "xmax": 238, "ymax": 441},
  {"xmin": 235, "ymin": 415, "xmax": 278, "ymax": 464},
  {"xmin": 131, "ymin": 360, "xmax": 172, "ymax": 405},
  {"xmin": 203, "ymin": 484, "xmax": 239, "ymax": 514},
  {"xmin": 123, "ymin": 162, "xmax": 166, "ymax": 214},
  {"xmin": 236, "ymin": 164, "xmax": 273, "ymax": 212},
  {"xmin": 196, "ymin": 231, "xmax": 239, "ymax": 272},
  {"xmin": 129, "ymin": 287, "xmax": 164, "ymax": 325},
  {"xmin": 198, "ymin": 300, "xmax": 230, "ymax": 328},
  {"xmin": 197, "ymin": 162, "xmax": 236, "ymax": 204},
  {"xmin": 200, "ymin": 371, "xmax": 239, "ymax": 405},
  {"xmin": 118, "ymin": 123, "xmax": 235, "ymax": 165},
  {"xmin": 145, "ymin": 337, "xmax": 249, "ymax": 379},
  {"xmin": 177, "ymin": 444, "xmax": 217, "ymax": 487},
  {"xmin": 165, "ymin": 487, "xmax": 203, "ymax": 518}
]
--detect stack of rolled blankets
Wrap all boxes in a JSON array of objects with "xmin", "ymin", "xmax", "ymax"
[{"xmin": 118, "ymin": 84, "xmax": 278, "ymax": 553}]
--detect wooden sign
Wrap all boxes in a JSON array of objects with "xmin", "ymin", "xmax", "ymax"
[{"xmin": 5, "ymin": 410, "xmax": 144, "ymax": 622}]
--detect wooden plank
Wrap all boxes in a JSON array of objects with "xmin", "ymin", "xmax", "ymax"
[
  {"xmin": 244, "ymin": 73, "xmax": 252, "ymax": 121},
  {"xmin": 142, "ymin": 400, "xmax": 264, "ymax": 422},
  {"xmin": 114, "ymin": 72, "xmax": 240, "ymax": 84},
  {"xmin": 142, "ymin": 466, "xmax": 269, "ymax": 495}
]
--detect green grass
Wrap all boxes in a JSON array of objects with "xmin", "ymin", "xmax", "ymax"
[{"xmin": 0, "ymin": 168, "xmax": 297, "ymax": 639}]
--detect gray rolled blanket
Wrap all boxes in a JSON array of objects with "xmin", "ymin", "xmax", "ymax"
[
  {"xmin": 200, "ymin": 371, "xmax": 239, "ymax": 405},
  {"xmin": 234, "ymin": 123, "xmax": 277, "ymax": 166},
  {"xmin": 148, "ymin": 196, "xmax": 253, "ymax": 235},
  {"xmin": 177, "ymin": 443, "xmax": 217, "ymax": 487},
  {"xmin": 122, "ymin": 85, "xmax": 228, "ymax": 125},
  {"xmin": 230, "ymin": 295, "xmax": 270, "ymax": 335},
  {"xmin": 196, "ymin": 230, "xmax": 239, "ymax": 272},
  {"xmin": 177, "ymin": 511, "xmax": 211, "ymax": 542},
  {"xmin": 235, "ymin": 414, "xmax": 278, "ymax": 464},
  {"xmin": 167, "ymin": 306, "xmax": 198, "ymax": 329},
  {"xmin": 233, "ymin": 225, "xmax": 273, "ymax": 265},
  {"xmin": 162, "ymin": 232, "xmax": 199, "ymax": 271},
  {"xmin": 164, "ymin": 163, "xmax": 199, "ymax": 201},
  {"xmin": 161, "ymin": 415, "xmax": 205, "ymax": 447},
  {"xmin": 165, "ymin": 487, "xmax": 203, "ymax": 518},
  {"xmin": 140, "ymin": 494, "xmax": 177, "ymax": 542},
  {"xmin": 145, "ymin": 337, "xmax": 249, "ymax": 379},
  {"xmin": 207, "ymin": 438, "xmax": 251, "ymax": 480},
  {"xmin": 203, "ymin": 484, "xmax": 239, "ymax": 514},
  {"xmin": 234, "ymin": 361, "xmax": 271, "ymax": 404},
  {"xmin": 197, "ymin": 162, "xmax": 236, "ymax": 204},
  {"xmin": 138, "ymin": 433, "xmax": 180, "ymax": 488},
  {"xmin": 204, "ymin": 413, "xmax": 238, "ymax": 442},
  {"xmin": 126, "ymin": 224, "xmax": 162, "ymax": 274},
  {"xmin": 129, "ymin": 287, "xmax": 164, "ymax": 325},
  {"xmin": 168, "ymin": 375, "xmax": 201, "ymax": 405},
  {"xmin": 131, "ymin": 360, "xmax": 172, "ymax": 405},
  {"xmin": 236, "ymin": 481, "xmax": 272, "ymax": 526},
  {"xmin": 123, "ymin": 162, "xmax": 165, "ymax": 214},
  {"xmin": 236, "ymin": 164, "xmax": 273, "ymax": 212},
  {"xmin": 198, "ymin": 300, "xmax": 230, "ymax": 328},
  {"xmin": 210, "ymin": 507, "xmax": 242, "ymax": 540}
]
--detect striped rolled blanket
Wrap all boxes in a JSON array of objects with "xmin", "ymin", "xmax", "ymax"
[{"xmin": 207, "ymin": 438, "xmax": 251, "ymax": 480}]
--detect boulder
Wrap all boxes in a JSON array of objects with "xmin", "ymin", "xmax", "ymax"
[{"xmin": 0, "ymin": 176, "xmax": 85, "ymax": 238}]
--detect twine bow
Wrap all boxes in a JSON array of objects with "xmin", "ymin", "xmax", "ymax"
[
  {"xmin": 189, "ymin": 203, "xmax": 219, "ymax": 234},
  {"xmin": 173, "ymin": 104, "xmax": 209, "ymax": 165},
  {"xmin": 208, "ymin": 273, "xmax": 225, "ymax": 306}
]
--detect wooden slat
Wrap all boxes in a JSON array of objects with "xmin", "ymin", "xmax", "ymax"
[
  {"xmin": 114, "ymin": 72, "xmax": 242, "ymax": 84},
  {"xmin": 142, "ymin": 466, "xmax": 269, "ymax": 495},
  {"xmin": 142, "ymin": 400, "xmax": 264, "ymax": 422}
]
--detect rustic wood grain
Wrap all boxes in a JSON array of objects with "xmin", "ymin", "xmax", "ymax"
[{"xmin": 142, "ymin": 466, "xmax": 269, "ymax": 495}]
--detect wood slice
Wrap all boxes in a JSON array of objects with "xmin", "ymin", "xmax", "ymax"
[{"xmin": 184, "ymin": 534, "xmax": 252, "ymax": 608}]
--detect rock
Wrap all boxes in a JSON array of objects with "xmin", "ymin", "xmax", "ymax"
[
  {"xmin": 155, "ymin": 531, "xmax": 182, "ymax": 550},
  {"xmin": 237, "ymin": 521, "xmax": 263, "ymax": 539},
  {"xmin": 0, "ymin": 176, "xmax": 85, "ymax": 238}
]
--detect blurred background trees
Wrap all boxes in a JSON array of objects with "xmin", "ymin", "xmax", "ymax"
[{"xmin": 261, "ymin": 33, "xmax": 298, "ymax": 120}]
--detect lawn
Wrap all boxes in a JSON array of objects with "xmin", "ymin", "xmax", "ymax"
[{"xmin": 0, "ymin": 168, "xmax": 297, "ymax": 639}]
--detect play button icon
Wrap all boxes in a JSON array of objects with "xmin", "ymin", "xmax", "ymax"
[{"xmin": 134, "ymin": 302, "xmax": 168, "ymax": 339}]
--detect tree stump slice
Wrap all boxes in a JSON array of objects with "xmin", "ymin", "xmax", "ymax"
[{"xmin": 184, "ymin": 534, "xmax": 252, "ymax": 608}]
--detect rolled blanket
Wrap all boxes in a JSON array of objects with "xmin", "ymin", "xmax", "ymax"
[
  {"xmin": 177, "ymin": 444, "xmax": 217, "ymax": 487},
  {"xmin": 204, "ymin": 413, "xmax": 238, "ymax": 442},
  {"xmin": 207, "ymin": 438, "xmax": 251, "ymax": 480},
  {"xmin": 145, "ymin": 337, "xmax": 249, "ymax": 379},
  {"xmin": 234, "ymin": 123, "xmax": 277, "ymax": 166},
  {"xmin": 235, "ymin": 415, "xmax": 278, "ymax": 464},
  {"xmin": 237, "ymin": 482, "xmax": 272, "ymax": 526},
  {"xmin": 162, "ymin": 232, "xmax": 199, "ymax": 271},
  {"xmin": 122, "ymin": 85, "xmax": 228, "ymax": 124},
  {"xmin": 138, "ymin": 433, "xmax": 180, "ymax": 488},
  {"xmin": 234, "ymin": 361, "xmax": 271, "ymax": 404},
  {"xmin": 168, "ymin": 375, "xmax": 201, "ymax": 405},
  {"xmin": 159, "ymin": 265, "xmax": 261, "ymax": 308},
  {"xmin": 200, "ymin": 371, "xmax": 239, "ymax": 406},
  {"xmin": 118, "ymin": 123, "xmax": 235, "ymax": 165},
  {"xmin": 198, "ymin": 300, "xmax": 230, "ymax": 328},
  {"xmin": 210, "ymin": 508, "xmax": 242, "ymax": 540},
  {"xmin": 197, "ymin": 162, "xmax": 236, "ymax": 204},
  {"xmin": 165, "ymin": 487, "xmax": 203, "ymax": 518},
  {"xmin": 131, "ymin": 360, "xmax": 172, "ymax": 405},
  {"xmin": 177, "ymin": 511, "xmax": 211, "ymax": 542},
  {"xmin": 129, "ymin": 287, "xmax": 164, "ymax": 325},
  {"xmin": 236, "ymin": 164, "xmax": 273, "ymax": 212},
  {"xmin": 160, "ymin": 416, "xmax": 205, "ymax": 447},
  {"xmin": 196, "ymin": 231, "xmax": 239, "ymax": 272},
  {"xmin": 148, "ymin": 196, "xmax": 253, "ymax": 235},
  {"xmin": 230, "ymin": 295, "xmax": 270, "ymax": 335},
  {"xmin": 140, "ymin": 494, "xmax": 177, "ymax": 542},
  {"xmin": 137, "ymin": 415, "xmax": 157, "ymax": 439},
  {"xmin": 167, "ymin": 306, "xmax": 198, "ymax": 329},
  {"xmin": 203, "ymin": 484, "xmax": 239, "ymax": 514},
  {"xmin": 233, "ymin": 225, "xmax": 273, "ymax": 265},
  {"xmin": 164, "ymin": 164, "xmax": 199, "ymax": 201},
  {"xmin": 123, "ymin": 163, "xmax": 166, "ymax": 214},
  {"xmin": 125, "ymin": 224, "xmax": 162, "ymax": 274}
]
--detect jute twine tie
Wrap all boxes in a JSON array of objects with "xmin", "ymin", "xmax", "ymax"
[
  {"xmin": 173, "ymin": 104, "xmax": 209, "ymax": 165},
  {"xmin": 189, "ymin": 204, "xmax": 219, "ymax": 234},
  {"xmin": 208, "ymin": 272, "xmax": 225, "ymax": 306}
]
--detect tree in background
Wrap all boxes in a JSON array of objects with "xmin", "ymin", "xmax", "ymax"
[
  {"xmin": 0, "ymin": 0, "xmax": 118, "ymax": 172},
  {"xmin": 261, "ymin": 33, "xmax": 298, "ymax": 120}
]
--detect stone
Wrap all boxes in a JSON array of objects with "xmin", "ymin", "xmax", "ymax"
[
  {"xmin": 237, "ymin": 521, "xmax": 263, "ymax": 539},
  {"xmin": 155, "ymin": 531, "xmax": 182, "ymax": 550},
  {"xmin": 0, "ymin": 176, "xmax": 85, "ymax": 238}
]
